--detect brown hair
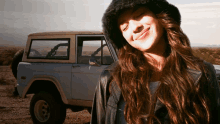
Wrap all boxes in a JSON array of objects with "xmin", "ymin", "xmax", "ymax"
[{"xmin": 112, "ymin": 11, "xmax": 211, "ymax": 124}]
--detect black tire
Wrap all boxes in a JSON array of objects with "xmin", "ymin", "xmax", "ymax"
[
  {"xmin": 87, "ymin": 107, "xmax": 92, "ymax": 114},
  {"xmin": 11, "ymin": 49, "xmax": 24, "ymax": 79},
  {"xmin": 30, "ymin": 91, "xmax": 66, "ymax": 124}
]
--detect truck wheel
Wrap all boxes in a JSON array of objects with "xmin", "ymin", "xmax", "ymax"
[
  {"xmin": 30, "ymin": 91, "xmax": 66, "ymax": 124},
  {"xmin": 11, "ymin": 49, "xmax": 24, "ymax": 79}
]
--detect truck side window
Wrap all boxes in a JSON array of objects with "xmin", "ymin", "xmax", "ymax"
[
  {"xmin": 77, "ymin": 36, "xmax": 114, "ymax": 65},
  {"xmin": 28, "ymin": 39, "xmax": 70, "ymax": 60}
]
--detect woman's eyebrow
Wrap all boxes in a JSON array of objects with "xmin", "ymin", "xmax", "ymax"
[
  {"xmin": 118, "ymin": 8, "xmax": 144, "ymax": 25},
  {"xmin": 118, "ymin": 14, "xmax": 128, "ymax": 25},
  {"xmin": 118, "ymin": 18, "xmax": 126, "ymax": 26}
]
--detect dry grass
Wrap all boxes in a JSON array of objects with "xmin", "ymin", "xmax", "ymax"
[
  {"xmin": 0, "ymin": 75, "xmax": 9, "ymax": 85},
  {"xmin": 0, "ymin": 66, "xmax": 17, "ymax": 97},
  {"xmin": 192, "ymin": 47, "xmax": 220, "ymax": 65},
  {"xmin": 0, "ymin": 69, "xmax": 15, "ymax": 86},
  {"xmin": 0, "ymin": 46, "xmax": 24, "ymax": 66},
  {"xmin": 5, "ymin": 85, "xmax": 17, "ymax": 97}
]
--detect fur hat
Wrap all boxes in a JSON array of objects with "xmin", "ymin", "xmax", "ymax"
[{"xmin": 102, "ymin": 0, "xmax": 181, "ymax": 50}]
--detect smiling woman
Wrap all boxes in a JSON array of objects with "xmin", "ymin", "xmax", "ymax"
[
  {"xmin": 117, "ymin": 7, "xmax": 165, "ymax": 55},
  {"xmin": 90, "ymin": 0, "xmax": 220, "ymax": 124}
]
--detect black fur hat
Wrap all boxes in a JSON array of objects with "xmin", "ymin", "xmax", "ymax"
[{"xmin": 102, "ymin": 0, "xmax": 181, "ymax": 50}]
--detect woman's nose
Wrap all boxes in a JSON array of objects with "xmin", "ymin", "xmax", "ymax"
[{"xmin": 129, "ymin": 20, "xmax": 142, "ymax": 33}]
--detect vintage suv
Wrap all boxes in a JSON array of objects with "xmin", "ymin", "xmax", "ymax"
[{"xmin": 12, "ymin": 31, "xmax": 117, "ymax": 124}]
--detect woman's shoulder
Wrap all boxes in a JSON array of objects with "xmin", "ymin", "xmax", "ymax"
[
  {"xmin": 203, "ymin": 61, "xmax": 216, "ymax": 74},
  {"xmin": 186, "ymin": 60, "xmax": 217, "ymax": 85},
  {"xmin": 98, "ymin": 61, "xmax": 119, "ymax": 89},
  {"xmin": 188, "ymin": 60, "xmax": 216, "ymax": 76},
  {"xmin": 202, "ymin": 60, "xmax": 217, "ymax": 80},
  {"xmin": 104, "ymin": 61, "xmax": 119, "ymax": 71},
  {"xmin": 100, "ymin": 61, "xmax": 119, "ymax": 77},
  {"xmin": 201, "ymin": 61, "xmax": 219, "ymax": 91}
]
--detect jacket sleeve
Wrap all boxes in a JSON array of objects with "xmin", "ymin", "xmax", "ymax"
[
  {"xmin": 204, "ymin": 62, "xmax": 220, "ymax": 123},
  {"xmin": 90, "ymin": 69, "xmax": 112, "ymax": 124}
]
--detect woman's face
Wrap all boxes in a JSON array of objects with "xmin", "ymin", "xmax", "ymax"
[{"xmin": 118, "ymin": 7, "xmax": 164, "ymax": 52}]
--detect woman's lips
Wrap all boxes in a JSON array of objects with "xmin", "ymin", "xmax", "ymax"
[{"xmin": 136, "ymin": 28, "xmax": 150, "ymax": 40}]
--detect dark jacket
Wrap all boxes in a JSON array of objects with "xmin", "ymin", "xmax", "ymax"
[{"xmin": 90, "ymin": 61, "xmax": 220, "ymax": 124}]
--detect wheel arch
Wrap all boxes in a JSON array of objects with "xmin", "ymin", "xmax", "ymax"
[
  {"xmin": 22, "ymin": 76, "xmax": 68, "ymax": 104},
  {"xmin": 11, "ymin": 49, "xmax": 24, "ymax": 79}
]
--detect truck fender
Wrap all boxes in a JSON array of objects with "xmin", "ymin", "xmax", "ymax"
[{"xmin": 22, "ymin": 75, "xmax": 68, "ymax": 104}]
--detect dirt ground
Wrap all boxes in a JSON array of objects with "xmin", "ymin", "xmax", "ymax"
[{"xmin": 0, "ymin": 66, "xmax": 91, "ymax": 124}]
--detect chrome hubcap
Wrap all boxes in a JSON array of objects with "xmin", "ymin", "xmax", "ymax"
[{"xmin": 34, "ymin": 100, "xmax": 50, "ymax": 122}]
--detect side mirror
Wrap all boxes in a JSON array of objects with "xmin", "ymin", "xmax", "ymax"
[{"xmin": 89, "ymin": 57, "xmax": 100, "ymax": 66}]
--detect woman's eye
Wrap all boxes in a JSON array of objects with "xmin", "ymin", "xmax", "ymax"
[{"xmin": 122, "ymin": 25, "xmax": 128, "ymax": 31}]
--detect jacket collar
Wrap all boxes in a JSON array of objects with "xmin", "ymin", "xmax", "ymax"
[{"xmin": 187, "ymin": 68, "xmax": 202, "ymax": 85}]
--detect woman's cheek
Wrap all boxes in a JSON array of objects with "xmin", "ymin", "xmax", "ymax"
[
  {"xmin": 123, "ymin": 32, "xmax": 133, "ymax": 43},
  {"xmin": 122, "ymin": 32, "xmax": 129, "ymax": 42}
]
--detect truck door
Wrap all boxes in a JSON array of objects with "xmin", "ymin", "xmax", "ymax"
[{"xmin": 71, "ymin": 35, "xmax": 115, "ymax": 101}]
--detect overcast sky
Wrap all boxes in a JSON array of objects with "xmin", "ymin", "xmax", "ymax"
[{"xmin": 0, "ymin": 0, "xmax": 220, "ymax": 47}]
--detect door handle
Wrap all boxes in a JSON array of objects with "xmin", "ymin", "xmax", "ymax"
[{"xmin": 72, "ymin": 65, "xmax": 80, "ymax": 68}]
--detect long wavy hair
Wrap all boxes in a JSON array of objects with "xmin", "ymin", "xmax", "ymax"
[{"xmin": 112, "ymin": 8, "xmax": 211, "ymax": 124}]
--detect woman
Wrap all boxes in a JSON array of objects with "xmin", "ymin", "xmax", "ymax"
[{"xmin": 91, "ymin": 0, "xmax": 220, "ymax": 124}]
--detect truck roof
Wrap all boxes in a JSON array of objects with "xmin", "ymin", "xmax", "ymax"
[{"xmin": 28, "ymin": 31, "xmax": 103, "ymax": 36}]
